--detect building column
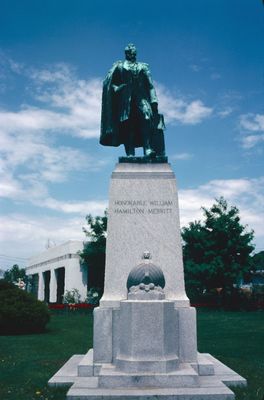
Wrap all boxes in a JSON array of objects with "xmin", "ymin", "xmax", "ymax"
[
  {"xmin": 49, "ymin": 269, "xmax": 57, "ymax": 303},
  {"xmin": 38, "ymin": 272, "xmax": 45, "ymax": 301}
]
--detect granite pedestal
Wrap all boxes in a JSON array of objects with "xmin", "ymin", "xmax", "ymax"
[{"xmin": 49, "ymin": 162, "xmax": 246, "ymax": 399}]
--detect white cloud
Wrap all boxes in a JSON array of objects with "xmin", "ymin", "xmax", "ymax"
[
  {"xmin": 240, "ymin": 113, "xmax": 264, "ymax": 132},
  {"xmin": 0, "ymin": 173, "xmax": 23, "ymax": 198},
  {"xmin": 0, "ymin": 214, "xmax": 87, "ymax": 264},
  {"xmin": 0, "ymin": 60, "xmax": 102, "ymax": 139},
  {"xmin": 0, "ymin": 61, "xmax": 110, "ymax": 211},
  {"xmin": 239, "ymin": 113, "xmax": 264, "ymax": 149},
  {"xmin": 0, "ymin": 105, "xmax": 108, "ymax": 223},
  {"xmin": 217, "ymin": 107, "xmax": 233, "ymax": 118},
  {"xmin": 170, "ymin": 153, "xmax": 193, "ymax": 161},
  {"xmin": 0, "ymin": 85, "xmax": 101, "ymax": 140},
  {"xmin": 0, "ymin": 201, "xmax": 109, "ymax": 268},
  {"xmin": 30, "ymin": 63, "xmax": 73, "ymax": 83},
  {"xmin": 0, "ymin": 52, "xmax": 24, "ymax": 74},
  {"xmin": 40, "ymin": 198, "xmax": 107, "ymax": 214},
  {"xmin": 156, "ymin": 83, "xmax": 213, "ymax": 125},
  {"xmin": 0, "ymin": 129, "xmax": 90, "ymax": 178},
  {"xmin": 241, "ymin": 134, "xmax": 264, "ymax": 149},
  {"xmin": 0, "ymin": 127, "xmax": 107, "ymax": 207},
  {"xmin": 0, "ymin": 129, "xmax": 110, "ymax": 230}
]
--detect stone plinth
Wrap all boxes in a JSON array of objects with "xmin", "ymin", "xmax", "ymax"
[
  {"xmin": 48, "ymin": 162, "xmax": 247, "ymax": 400},
  {"xmin": 101, "ymin": 163, "xmax": 189, "ymax": 308}
]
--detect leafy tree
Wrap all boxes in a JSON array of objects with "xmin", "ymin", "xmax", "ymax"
[
  {"xmin": 182, "ymin": 197, "xmax": 255, "ymax": 298},
  {"xmin": 3, "ymin": 264, "xmax": 26, "ymax": 284},
  {"xmin": 79, "ymin": 211, "xmax": 107, "ymax": 290}
]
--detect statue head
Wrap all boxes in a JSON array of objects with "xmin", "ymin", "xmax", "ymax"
[{"xmin": 125, "ymin": 43, "xmax": 137, "ymax": 62}]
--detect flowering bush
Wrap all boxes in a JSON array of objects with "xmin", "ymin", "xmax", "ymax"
[
  {"xmin": 63, "ymin": 288, "xmax": 81, "ymax": 304},
  {"xmin": 86, "ymin": 287, "xmax": 102, "ymax": 306},
  {"xmin": 48, "ymin": 303, "xmax": 95, "ymax": 313}
]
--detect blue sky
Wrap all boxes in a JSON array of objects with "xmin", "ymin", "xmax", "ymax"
[{"xmin": 0, "ymin": 0, "xmax": 263, "ymax": 269}]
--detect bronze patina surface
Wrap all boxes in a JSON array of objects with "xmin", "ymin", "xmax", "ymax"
[{"xmin": 100, "ymin": 44, "xmax": 166, "ymax": 160}]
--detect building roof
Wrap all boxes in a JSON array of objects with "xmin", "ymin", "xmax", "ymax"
[{"xmin": 26, "ymin": 240, "xmax": 84, "ymax": 271}]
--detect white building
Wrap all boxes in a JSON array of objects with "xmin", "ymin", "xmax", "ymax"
[{"xmin": 26, "ymin": 240, "xmax": 87, "ymax": 303}]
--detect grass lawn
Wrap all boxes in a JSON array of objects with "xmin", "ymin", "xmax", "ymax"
[
  {"xmin": 0, "ymin": 309, "xmax": 263, "ymax": 400},
  {"xmin": 197, "ymin": 309, "xmax": 264, "ymax": 400}
]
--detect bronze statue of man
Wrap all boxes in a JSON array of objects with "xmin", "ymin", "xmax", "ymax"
[{"xmin": 100, "ymin": 44, "xmax": 165, "ymax": 157}]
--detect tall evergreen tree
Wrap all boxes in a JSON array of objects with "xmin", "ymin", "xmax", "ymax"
[{"xmin": 3, "ymin": 264, "xmax": 26, "ymax": 284}]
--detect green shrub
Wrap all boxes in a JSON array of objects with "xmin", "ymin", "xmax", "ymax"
[
  {"xmin": 0, "ymin": 279, "xmax": 16, "ymax": 291},
  {"xmin": 0, "ymin": 279, "xmax": 50, "ymax": 335}
]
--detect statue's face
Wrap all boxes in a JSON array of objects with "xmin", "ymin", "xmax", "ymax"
[{"xmin": 125, "ymin": 46, "xmax": 137, "ymax": 62}]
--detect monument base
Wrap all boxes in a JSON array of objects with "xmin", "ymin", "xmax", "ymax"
[
  {"xmin": 48, "ymin": 163, "xmax": 246, "ymax": 399},
  {"xmin": 49, "ymin": 300, "xmax": 245, "ymax": 400},
  {"xmin": 49, "ymin": 350, "xmax": 246, "ymax": 399}
]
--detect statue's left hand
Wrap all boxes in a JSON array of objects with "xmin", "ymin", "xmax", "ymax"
[{"xmin": 112, "ymin": 84, "xmax": 127, "ymax": 93}]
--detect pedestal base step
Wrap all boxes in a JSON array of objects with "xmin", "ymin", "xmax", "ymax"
[
  {"xmin": 49, "ymin": 352, "xmax": 246, "ymax": 399},
  {"xmin": 49, "ymin": 355, "xmax": 83, "ymax": 386},
  {"xmin": 115, "ymin": 355, "xmax": 180, "ymax": 374},
  {"xmin": 67, "ymin": 381, "xmax": 234, "ymax": 400},
  {"xmin": 98, "ymin": 363, "xmax": 199, "ymax": 388}
]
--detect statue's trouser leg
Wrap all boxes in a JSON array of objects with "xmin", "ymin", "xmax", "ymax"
[
  {"xmin": 124, "ymin": 142, "xmax": 135, "ymax": 156},
  {"xmin": 141, "ymin": 118, "xmax": 153, "ymax": 155},
  {"xmin": 124, "ymin": 121, "xmax": 135, "ymax": 156}
]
